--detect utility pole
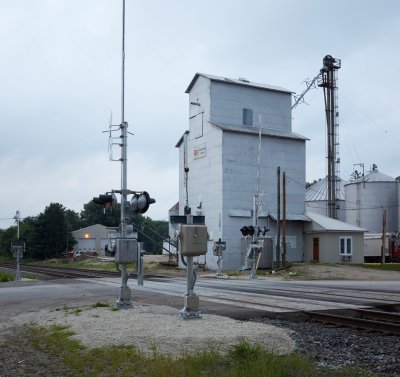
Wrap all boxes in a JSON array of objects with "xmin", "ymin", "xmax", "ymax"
[
  {"xmin": 282, "ymin": 172, "xmax": 286, "ymax": 267},
  {"xmin": 276, "ymin": 167, "xmax": 280, "ymax": 268},
  {"xmin": 381, "ymin": 210, "xmax": 386, "ymax": 265}
]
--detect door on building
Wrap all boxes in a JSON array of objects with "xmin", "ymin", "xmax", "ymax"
[
  {"xmin": 78, "ymin": 238, "xmax": 96, "ymax": 252},
  {"xmin": 312, "ymin": 237, "xmax": 319, "ymax": 262},
  {"xmin": 100, "ymin": 239, "xmax": 109, "ymax": 256}
]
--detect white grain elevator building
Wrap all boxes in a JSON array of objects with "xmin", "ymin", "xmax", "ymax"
[{"xmin": 175, "ymin": 73, "xmax": 308, "ymax": 270}]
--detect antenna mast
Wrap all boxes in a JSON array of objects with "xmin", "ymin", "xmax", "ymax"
[{"xmin": 120, "ymin": 0, "xmax": 128, "ymax": 239}]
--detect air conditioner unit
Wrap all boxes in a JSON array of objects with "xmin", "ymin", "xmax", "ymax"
[{"xmin": 341, "ymin": 255, "xmax": 352, "ymax": 261}]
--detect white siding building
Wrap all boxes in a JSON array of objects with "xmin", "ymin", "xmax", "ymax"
[
  {"xmin": 72, "ymin": 224, "xmax": 116, "ymax": 256},
  {"xmin": 175, "ymin": 73, "xmax": 308, "ymax": 270}
]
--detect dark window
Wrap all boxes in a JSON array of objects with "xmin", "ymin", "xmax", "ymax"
[
  {"xmin": 347, "ymin": 238, "xmax": 352, "ymax": 254},
  {"xmin": 243, "ymin": 108, "xmax": 253, "ymax": 126},
  {"xmin": 339, "ymin": 236, "xmax": 352, "ymax": 255}
]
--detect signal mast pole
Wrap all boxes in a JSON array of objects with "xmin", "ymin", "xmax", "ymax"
[
  {"xmin": 92, "ymin": 0, "xmax": 155, "ymax": 309},
  {"xmin": 116, "ymin": 0, "xmax": 131, "ymax": 308}
]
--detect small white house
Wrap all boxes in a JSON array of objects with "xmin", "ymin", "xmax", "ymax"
[
  {"xmin": 304, "ymin": 212, "xmax": 366, "ymax": 264},
  {"xmin": 72, "ymin": 224, "xmax": 116, "ymax": 256}
]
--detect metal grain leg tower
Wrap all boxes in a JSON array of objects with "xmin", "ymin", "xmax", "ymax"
[
  {"xmin": 319, "ymin": 55, "xmax": 341, "ymax": 219},
  {"xmin": 292, "ymin": 55, "xmax": 341, "ymax": 220}
]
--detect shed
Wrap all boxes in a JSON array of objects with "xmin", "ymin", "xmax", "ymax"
[
  {"xmin": 304, "ymin": 211, "xmax": 366, "ymax": 264},
  {"xmin": 72, "ymin": 224, "xmax": 116, "ymax": 256}
]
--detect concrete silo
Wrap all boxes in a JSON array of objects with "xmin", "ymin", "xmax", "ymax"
[
  {"xmin": 306, "ymin": 176, "xmax": 347, "ymax": 222},
  {"xmin": 345, "ymin": 166, "xmax": 398, "ymax": 233}
]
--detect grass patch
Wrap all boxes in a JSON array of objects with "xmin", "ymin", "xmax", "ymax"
[
  {"xmin": 28, "ymin": 259, "xmax": 122, "ymax": 270},
  {"xmin": 63, "ymin": 307, "xmax": 83, "ymax": 316},
  {"xmin": 110, "ymin": 307, "xmax": 120, "ymax": 312},
  {"xmin": 0, "ymin": 256, "xmax": 18, "ymax": 263},
  {"xmin": 57, "ymin": 258, "xmax": 71, "ymax": 265},
  {"xmin": 19, "ymin": 325, "xmax": 372, "ymax": 377},
  {"xmin": 24, "ymin": 273, "xmax": 40, "ymax": 280},
  {"xmin": 227, "ymin": 271, "xmax": 241, "ymax": 277},
  {"xmin": 91, "ymin": 301, "xmax": 109, "ymax": 308},
  {"xmin": 0, "ymin": 271, "xmax": 14, "ymax": 282},
  {"xmin": 360, "ymin": 263, "xmax": 400, "ymax": 272}
]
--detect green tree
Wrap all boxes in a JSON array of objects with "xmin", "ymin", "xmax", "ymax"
[
  {"xmin": 28, "ymin": 203, "xmax": 76, "ymax": 260},
  {"xmin": 65, "ymin": 209, "xmax": 81, "ymax": 232},
  {"xmin": 0, "ymin": 226, "xmax": 17, "ymax": 258},
  {"xmin": 79, "ymin": 201, "xmax": 121, "ymax": 229}
]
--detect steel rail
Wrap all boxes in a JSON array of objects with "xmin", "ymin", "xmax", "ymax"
[
  {"xmin": 0, "ymin": 263, "xmax": 168, "ymax": 279},
  {"xmin": 306, "ymin": 309, "xmax": 400, "ymax": 335}
]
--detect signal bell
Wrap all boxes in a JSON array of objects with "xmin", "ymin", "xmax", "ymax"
[{"xmin": 130, "ymin": 191, "xmax": 156, "ymax": 214}]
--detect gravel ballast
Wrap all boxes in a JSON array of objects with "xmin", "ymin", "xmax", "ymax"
[
  {"xmin": 0, "ymin": 304, "xmax": 294, "ymax": 357},
  {"xmin": 254, "ymin": 318, "xmax": 400, "ymax": 377}
]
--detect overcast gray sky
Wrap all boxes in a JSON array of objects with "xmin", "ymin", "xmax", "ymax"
[{"xmin": 1, "ymin": 0, "xmax": 399, "ymax": 228}]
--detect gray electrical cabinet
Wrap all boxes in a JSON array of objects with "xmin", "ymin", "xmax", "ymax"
[
  {"xmin": 115, "ymin": 239, "xmax": 138, "ymax": 264},
  {"xmin": 240, "ymin": 237, "xmax": 273, "ymax": 269},
  {"xmin": 180, "ymin": 225, "xmax": 208, "ymax": 256},
  {"xmin": 258, "ymin": 237, "xmax": 273, "ymax": 269}
]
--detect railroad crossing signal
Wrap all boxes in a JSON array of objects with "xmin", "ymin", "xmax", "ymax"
[
  {"xmin": 240, "ymin": 225, "xmax": 255, "ymax": 237},
  {"xmin": 130, "ymin": 191, "xmax": 155, "ymax": 214},
  {"xmin": 92, "ymin": 193, "xmax": 117, "ymax": 209}
]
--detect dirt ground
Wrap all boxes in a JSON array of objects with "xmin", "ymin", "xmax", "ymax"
[
  {"xmin": 287, "ymin": 263, "xmax": 400, "ymax": 280},
  {"xmin": 142, "ymin": 255, "xmax": 400, "ymax": 281}
]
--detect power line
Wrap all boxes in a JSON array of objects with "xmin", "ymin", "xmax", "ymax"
[{"xmin": 341, "ymin": 94, "xmax": 400, "ymax": 145}]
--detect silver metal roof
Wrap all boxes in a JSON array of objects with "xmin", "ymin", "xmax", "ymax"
[
  {"xmin": 210, "ymin": 122, "xmax": 308, "ymax": 141},
  {"xmin": 345, "ymin": 169, "xmax": 395, "ymax": 185},
  {"xmin": 185, "ymin": 73, "xmax": 292, "ymax": 94},
  {"xmin": 305, "ymin": 211, "xmax": 367, "ymax": 232},
  {"xmin": 268, "ymin": 213, "xmax": 311, "ymax": 221},
  {"xmin": 306, "ymin": 176, "xmax": 347, "ymax": 201},
  {"xmin": 175, "ymin": 130, "xmax": 189, "ymax": 148}
]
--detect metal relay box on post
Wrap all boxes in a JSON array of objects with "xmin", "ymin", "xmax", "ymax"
[
  {"xmin": 180, "ymin": 225, "xmax": 208, "ymax": 256},
  {"xmin": 258, "ymin": 237, "xmax": 273, "ymax": 269},
  {"xmin": 115, "ymin": 239, "xmax": 138, "ymax": 264}
]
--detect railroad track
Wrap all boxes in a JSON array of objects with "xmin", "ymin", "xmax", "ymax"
[
  {"xmin": 306, "ymin": 308, "xmax": 400, "ymax": 335},
  {"xmin": 0, "ymin": 263, "xmax": 167, "ymax": 279}
]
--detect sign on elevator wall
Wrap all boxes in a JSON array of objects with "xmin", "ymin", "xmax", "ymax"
[{"xmin": 194, "ymin": 144, "xmax": 206, "ymax": 160}]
